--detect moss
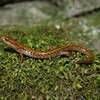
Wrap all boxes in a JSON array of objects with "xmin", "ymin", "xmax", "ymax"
[{"xmin": 0, "ymin": 21, "xmax": 100, "ymax": 100}]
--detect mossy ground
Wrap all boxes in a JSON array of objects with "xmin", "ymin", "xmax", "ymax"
[{"xmin": 0, "ymin": 17, "xmax": 100, "ymax": 99}]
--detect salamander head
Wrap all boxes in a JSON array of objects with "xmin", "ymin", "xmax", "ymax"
[
  {"xmin": 0, "ymin": 35, "xmax": 10, "ymax": 42},
  {"xmin": 0, "ymin": 35, "xmax": 18, "ymax": 48},
  {"xmin": 0, "ymin": 35, "xmax": 17, "ymax": 43}
]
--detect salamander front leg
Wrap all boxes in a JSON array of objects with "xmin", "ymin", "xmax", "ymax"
[
  {"xmin": 16, "ymin": 48, "xmax": 24, "ymax": 63},
  {"xmin": 19, "ymin": 53, "xmax": 24, "ymax": 63}
]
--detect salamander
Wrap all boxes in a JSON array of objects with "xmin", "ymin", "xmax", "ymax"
[{"xmin": 0, "ymin": 35, "xmax": 95, "ymax": 64}]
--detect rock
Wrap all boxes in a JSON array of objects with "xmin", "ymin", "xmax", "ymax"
[
  {"xmin": 0, "ymin": 1, "xmax": 51, "ymax": 25},
  {"xmin": 63, "ymin": 0, "xmax": 100, "ymax": 18},
  {"xmin": 0, "ymin": 0, "xmax": 100, "ymax": 25}
]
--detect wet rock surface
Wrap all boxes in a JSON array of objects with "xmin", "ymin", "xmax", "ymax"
[
  {"xmin": 0, "ymin": 0, "xmax": 100, "ymax": 25},
  {"xmin": 0, "ymin": 1, "xmax": 52, "ymax": 25}
]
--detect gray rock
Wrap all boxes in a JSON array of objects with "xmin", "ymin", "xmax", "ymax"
[
  {"xmin": 0, "ymin": 1, "xmax": 51, "ymax": 25},
  {"xmin": 0, "ymin": 0, "xmax": 100, "ymax": 25},
  {"xmin": 63, "ymin": 0, "xmax": 100, "ymax": 17}
]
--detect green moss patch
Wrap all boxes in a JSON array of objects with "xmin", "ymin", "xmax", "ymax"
[{"xmin": 0, "ymin": 22, "xmax": 100, "ymax": 99}]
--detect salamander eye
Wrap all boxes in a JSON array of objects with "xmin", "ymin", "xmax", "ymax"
[{"xmin": 29, "ymin": 51, "xmax": 33, "ymax": 55}]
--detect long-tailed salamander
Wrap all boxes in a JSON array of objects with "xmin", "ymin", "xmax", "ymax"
[{"xmin": 0, "ymin": 35, "xmax": 95, "ymax": 64}]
